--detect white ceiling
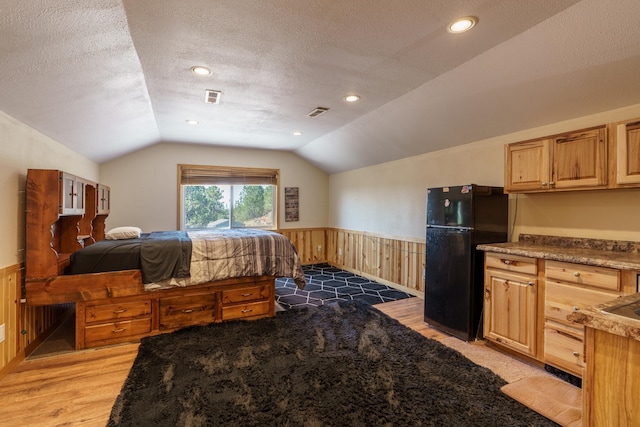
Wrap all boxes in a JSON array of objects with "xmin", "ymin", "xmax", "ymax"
[{"xmin": 2, "ymin": 0, "xmax": 640, "ymax": 174}]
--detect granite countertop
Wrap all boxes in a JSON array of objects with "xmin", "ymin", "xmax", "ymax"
[
  {"xmin": 477, "ymin": 234, "xmax": 640, "ymax": 271},
  {"xmin": 568, "ymin": 292, "xmax": 640, "ymax": 341}
]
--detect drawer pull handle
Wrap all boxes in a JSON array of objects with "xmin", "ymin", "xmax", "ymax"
[
  {"xmin": 182, "ymin": 309, "xmax": 195, "ymax": 313},
  {"xmin": 112, "ymin": 328, "xmax": 126, "ymax": 333},
  {"xmin": 241, "ymin": 309, "xmax": 253, "ymax": 313},
  {"xmin": 112, "ymin": 309, "xmax": 127, "ymax": 314},
  {"xmin": 241, "ymin": 293, "xmax": 253, "ymax": 297},
  {"xmin": 573, "ymin": 306, "xmax": 580, "ymax": 311},
  {"xmin": 572, "ymin": 351, "xmax": 580, "ymax": 357},
  {"xmin": 573, "ymin": 271, "xmax": 580, "ymax": 277}
]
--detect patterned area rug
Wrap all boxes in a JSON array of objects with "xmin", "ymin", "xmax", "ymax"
[
  {"xmin": 275, "ymin": 263, "xmax": 414, "ymax": 309},
  {"xmin": 107, "ymin": 301, "xmax": 558, "ymax": 426}
]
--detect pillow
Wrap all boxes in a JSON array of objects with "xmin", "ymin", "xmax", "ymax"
[{"xmin": 105, "ymin": 226, "xmax": 142, "ymax": 240}]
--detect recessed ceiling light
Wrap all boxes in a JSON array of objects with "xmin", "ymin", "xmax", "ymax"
[
  {"xmin": 186, "ymin": 120, "xmax": 199, "ymax": 125},
  {"xmin": 292, "ymin": 131, "xmax": 303, "ymax": 136},
  {"xmin": 448, "ymin": 16, "xmax": 478, "ymax": 33},
  {"xmin": 344, "ymin": 94, "xmax": 361, "ymax": 103},
  {"xmin": 190, "ymin": 66, "xmax": 211, "ymax": 76}
]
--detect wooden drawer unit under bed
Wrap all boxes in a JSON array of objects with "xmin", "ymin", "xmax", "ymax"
[
  {"xmin": 221, "ymin": 281, "xmax": 274, "ymax": 321},
  {"xmin": 159, "ymin": 293, "xmax": 216, "ymax": 331},
  {"xmin": 79, "ymin": 299, "xmax": 153, "ymax": 348}
]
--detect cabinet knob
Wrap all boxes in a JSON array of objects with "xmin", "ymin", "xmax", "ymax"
[
  {"xmin": 573, "ymin": 306, "xmax": 580, "ymax": 311},
  {"xmin": 527, "ymin": 281, "xmax": 534, "ymax": 287},
  {"xmin": 549, "ymin": 181, "xmax": 555, "ymax": 187},
  {"xmin": 572, "ymin": 351, "xmax": 580, "ymax": 357},
  {"xmin": 502, "ymin": 259, "xmax": 511, "ymax": 265},
  {"xmin": 541, "ymin": 182, "xmax": 547, "ymax": 186},
  {"xmin": 573, "ymin": 271, "xmax": 580, "ymax": 277}
]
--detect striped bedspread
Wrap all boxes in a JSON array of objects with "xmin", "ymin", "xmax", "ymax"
[{"xmin": 145, "ymin": 229, "xmax": 306, "ymax": 291}]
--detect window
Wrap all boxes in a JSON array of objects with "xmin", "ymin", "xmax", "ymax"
[{"xmin": 178, "ymin": 164, "xmax": 279, "ymax": 230}]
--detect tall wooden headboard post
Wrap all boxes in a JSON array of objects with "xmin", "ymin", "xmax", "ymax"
[{"xmin": 25, "ymin": 169, "xmax": 109, "ymax": 280}]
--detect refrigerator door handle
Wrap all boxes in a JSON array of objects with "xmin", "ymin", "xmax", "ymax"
[{"xmin": 426, "ymin": 225, "xmax": 474, "ymax": 232}]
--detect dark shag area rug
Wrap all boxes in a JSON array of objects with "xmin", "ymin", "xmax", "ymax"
[{"xmin": 108, "ymin": 301, "xmax": 557, "ymax": 427}]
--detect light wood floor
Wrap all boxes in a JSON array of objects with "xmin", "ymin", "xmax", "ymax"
[{"xmin": 0, "ymin": 298, "xmax": 442, "ymax": 427}]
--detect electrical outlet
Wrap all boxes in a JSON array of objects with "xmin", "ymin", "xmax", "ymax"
[{"xmin": 0, "ymin": 324, "xmax": 5, "ymax": 343}]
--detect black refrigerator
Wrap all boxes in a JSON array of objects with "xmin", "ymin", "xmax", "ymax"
[{"xmin": 424, "ymin": 185, "xmax": 508, "ymax": 341}]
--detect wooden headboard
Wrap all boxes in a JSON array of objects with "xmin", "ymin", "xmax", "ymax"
[{"xmin": 26, "ymin": 169, "xmax": 110, "ymax": 280}]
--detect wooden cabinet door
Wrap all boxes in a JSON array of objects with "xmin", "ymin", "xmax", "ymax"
[
  {"xmin": 59, "ymin": 172, "xmax": 86, "ymax": 215},
  {"xmin": 504, "ymin": 139, "xmax": 550, "ymax": 192},
  {"xmin": 97, "ymin": 184, "xmax": 111, "ymax": 214},
  {"xmin": 551, "ymin": 127, "xmax": 607, "ymax": 190},
  {"xmin": 484, "ymin": 270, "xmax": 537, "ymax": 357},
  {"xmin": 616, "ymin": 121, "xmax": 640, "ymax": 185}
]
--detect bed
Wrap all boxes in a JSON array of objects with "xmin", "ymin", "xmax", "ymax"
[
  {"xmin": 65, "ymin": 228, "xmax": 306, "ymax": 290},
  {"xmin": 24, "ymin": 169, "xmax": 306, "ymax": 350}
]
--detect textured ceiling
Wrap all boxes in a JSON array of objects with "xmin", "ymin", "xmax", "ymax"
[{"xmin": 1, "ymin": 0, "xmax": 640, "ymax": 173}]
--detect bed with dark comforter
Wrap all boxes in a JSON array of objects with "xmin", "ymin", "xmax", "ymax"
[{"xmin": 67, "ymin": 229, "xmax": 306, "ymax": 290}]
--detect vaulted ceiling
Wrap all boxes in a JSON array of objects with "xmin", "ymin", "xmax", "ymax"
[{"xmin": 2, "ymin": 1, "xmax": 640, "ymax": 173}]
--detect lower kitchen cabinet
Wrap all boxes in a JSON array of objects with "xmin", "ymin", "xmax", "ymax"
[
  {"xmin": 483, "ymin": 252, "xmax": 635, "ymax": 379},
  {"xmin": 483, "ymin": 253, "xmax": 540, "ymax": 358},
  {"xmin": 544, "ymin": 261, "xmax": 623, "ymax": 377}
]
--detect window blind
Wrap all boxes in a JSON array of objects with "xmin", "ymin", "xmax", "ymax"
[{"xmin": 179, "ymin": 165, "xmax": 279, "ymax": 185}]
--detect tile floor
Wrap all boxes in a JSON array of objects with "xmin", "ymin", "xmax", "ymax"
[{"xmin": 275, "ymin": 263, "xmax": 415, "ymax": 309}]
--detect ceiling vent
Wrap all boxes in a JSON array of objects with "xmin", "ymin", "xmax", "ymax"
[
  {"xmin": 204, "ymin": 89, "xmax": 222, "ymax": 104},
  {"xmin": 307, "ymin": 107, "xmax": 329, "ymax": 118}
]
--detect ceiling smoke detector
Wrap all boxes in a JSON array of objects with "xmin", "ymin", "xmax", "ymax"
[
  {"xmin": 204, "ymin": 89, "xmax": 222, "ymax": 104},
  {"xmin": 306, "ymin": 107, "xmax": 329, "ymax": 118}
]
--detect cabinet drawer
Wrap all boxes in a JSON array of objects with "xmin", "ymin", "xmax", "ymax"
[
  {"xmin": 159, "ymin": 293, "xmax": 215, "ymax": 330},
  {"xmin": 222, "ymin": 300, "xmax": 271, "ymax": 321},
  {"xmin": 85, "ymin": 318, "xmax": 151, "ymax": 345},
  {"xmin": 546, "ymin": 261, "xmax": 619, "ymax": 291},
  {"xmin": 222, "ymin": 285, "xmax": 270, "ymax": 304},
  {"xmin": 85, "ymin": 300, "xmax": 151, "ymax": 323},
  {"xmin": 545, "ymin": 280, "xmax": 620, "ymax": 325},
  {"xmin": 544, "ymin": 323, "xmax": 585, "ymax": 377},
  {"xmin": 485, "ymin": 253, "xmax": 537, "ymax": 275}
]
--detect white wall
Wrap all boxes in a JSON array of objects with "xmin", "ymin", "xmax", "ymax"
[
  {"xmin": 0, "ymin": 111, "xmax": 98, "ymax": 269},
  {"xmin": 329, "ymin": 103, "xmax": 640, "ymax": 243},
  {"xmin": 99, "ymin": 142, "xmax": 329, "ymax": 232}
]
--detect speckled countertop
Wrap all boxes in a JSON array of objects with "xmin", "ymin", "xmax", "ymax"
[
  {"xmin": 478, "ymin": 234, "xmax": 640, "ymax": 342},
  {"xmin": 477, "ymin": 234, "xmax": 640, "ymax": 271},
  {"xmin": 567, "ymin": 293, "xmax": 640, "ymax": 341}
]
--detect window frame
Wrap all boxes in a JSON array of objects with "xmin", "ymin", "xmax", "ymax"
[{"xmin": 177, "ymin": 164, "xmax": 279, "ymax": 231}]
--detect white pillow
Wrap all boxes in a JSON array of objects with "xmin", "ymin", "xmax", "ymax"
[{"xmin": 105, "ymin": 226, "xmax": 142, "ymax": 240}]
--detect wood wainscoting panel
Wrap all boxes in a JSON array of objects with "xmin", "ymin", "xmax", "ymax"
[
  {"xmin": 278, "ymin": 228, "xmax": 327, "ymax": 264},
  {"xmin": 326, "ymin": 228, "xmax": 425, "ymax": 294},
  {"xmin": 0, "ymin": 264, "xmax": 20, "ymax": 373},
  {"xmin": 0, "ymin": 263, "xmax": 71, "ymax": 378}
]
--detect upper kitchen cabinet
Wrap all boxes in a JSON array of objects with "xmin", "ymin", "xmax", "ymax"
[
  {"xmin": 505, "ymin": 126, "xmax": 607, "ymax": 193},
  {"xmin": 504, "ymin": 139, "xmax": 550, "ymax": 192},
  {"xmin": 614, "ymin": 119, "xmax": 640, "ymax": 186}
]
